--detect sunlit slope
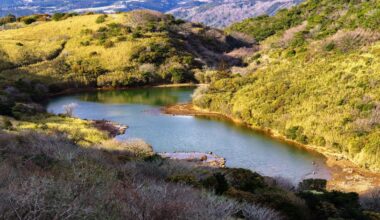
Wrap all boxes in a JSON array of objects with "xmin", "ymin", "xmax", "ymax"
[
  {"xmin": 0, "ymin": 11, "xmax": 201, "ymax": 90},
  {"xmin": 194, "ymin": 0, "xmax": 380, "ymax": 171}
]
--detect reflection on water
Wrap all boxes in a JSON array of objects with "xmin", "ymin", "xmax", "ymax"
[
  {"xmin": 79, "ymin": 88, "xmax": 193, "ymax": 106},
  {"xmin": 47, "ymin": 87, "xmax": 330, "ymax": 183}
]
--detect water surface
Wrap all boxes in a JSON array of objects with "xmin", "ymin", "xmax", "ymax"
[{"xmin": 47, "ymin": 87, "xmax": 330, "ymax": 183}]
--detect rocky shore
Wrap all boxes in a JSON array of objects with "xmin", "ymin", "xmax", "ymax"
[
  {"xmin": 159, "ymin": 152, "xmax": 226, "ymax": 168},
  {"xmin": 93, "ymin": 120, "xmax": 128, "ymax": 137}
]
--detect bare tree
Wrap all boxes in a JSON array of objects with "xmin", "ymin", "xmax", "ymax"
[{"xmin": 63, "ymin": 103, "xmax": 78, "ymax": 116}]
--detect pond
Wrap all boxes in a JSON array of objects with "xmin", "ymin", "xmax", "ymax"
[{"xmin": 47, "ymin": 87, "xmax": 330, "ymax": 183}]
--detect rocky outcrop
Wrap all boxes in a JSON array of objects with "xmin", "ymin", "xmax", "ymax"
[
  {"xmin": 93, "ymin": 120, "xmax": 128, "ymax": 137},
  {"xmin": 159, "ymin": 152, "xmax": 226, "ymax": 168}
]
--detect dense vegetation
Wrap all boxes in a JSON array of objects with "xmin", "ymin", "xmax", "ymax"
[
  {"xmin": 194, "ymin": 0, "xmax": 380, "ymax": 171},
  {"xmin": 0, "ymin": 10, "xmax": 248, "ymax": 116},
  {"xmin": 1, "ymin": 114, "xmax": 377, "ymax": 219},
  {"xmin": 1, "ymin": 6, "xmax": 380, "ymax": 219},
  {"xmin": 227, "ymin": 0, "xmax": 380, "ymax": 42}
]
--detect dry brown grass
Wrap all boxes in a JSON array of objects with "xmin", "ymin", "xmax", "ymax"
[
  {"xmin": 324, "ymin": 28, "xmax": 380, "ymax": 52},
  {"xmin": 0, "ymin": 130, "xmax": 282, "ymax": 219}
]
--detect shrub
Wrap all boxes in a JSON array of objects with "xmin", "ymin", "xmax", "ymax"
[
  {"xmin": 96, "ymin": 15, "xmax": 107, "ymax": 24},
  {"xmin": 103, "ymin": 40, "xmax": 115, "ymax": 48},
  {"xmin": 131, "ymin": 31, "xmax": 142, "ymax": 39},
  {"xmin": 80, "ymin": 41, "xmax": 90, "ymax": 46},
  {"xmin": 324, "ymin": 42, "xmax": 335, "ymax": 51},
  {"xmin": 22, "ymin": 17, "xmax": 37, "ymax": 25},
  {"xmin": 361, "ymin": 188, "xmax": 380, "ymax": 212},
  {"xmin": 200, "ymin": 172, "xmax": 229, "ymax": 195},
  {"xmin": 298, "ymin": 179, "xmax": 327, "ymax": 192},
  {"xmin": 298, "ymin": 190, "xmax": 365, "ymax": 219},
  {"xmin": 0, "ymin": 117, "xmax": 12, "ymax": 129},
  {"xmin": 168, "ymin": 66, "xmax": 189, "ymax": 83},
  {"xmin": 167, "ymin": 174, "xmax": 199, "ymax": 186},
  {"xmin": 0, "ymin": 14, "xmax": 16, "ymax": 25},
  {"xmin": 225, "ymin": 168, "xmax": 266, "ymax": 193},
  {"xmin": 0, "ymin": 95, "xmax": 15, "ymax": 116},
  {"xmin": 285, "ymin": 126, "xmax": 308, "ymax": 144},
  {"xmin": 11, "ymin": 103, "xmax": 41, "ymax": 119},
  {"xmin": 52, "ymin": 13, "xmax": 66, "ymax": 21}
]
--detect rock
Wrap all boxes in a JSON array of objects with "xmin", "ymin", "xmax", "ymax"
[
  {"xmin": 200, "ymin": 155, "xmax": 207, "ymax": 161},
  {"xmin": 93, "ymin": 120, "xmax": 128, "ymax": 137},
  {"xmin": 158, "ymin": 152, "xmax": 225, "ymax": 168}
]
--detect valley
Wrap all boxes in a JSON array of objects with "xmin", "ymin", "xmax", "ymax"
[{"xmin": 1, "ymin": 1, "xmax": 380, "ymax": 218}]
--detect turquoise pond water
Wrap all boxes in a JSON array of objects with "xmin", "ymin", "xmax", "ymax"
[{"xmin": 47, "ymin": 87, "xmax": 330, "ymax": 183}]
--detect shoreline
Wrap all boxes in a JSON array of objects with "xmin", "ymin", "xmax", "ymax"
[
  {"xmin": 162, "ymin": 103, "xmax": 380, "ymax": 194},
  {"xmin": 48, "ymin": 83, "xmax": 199, "ymax": 98}
]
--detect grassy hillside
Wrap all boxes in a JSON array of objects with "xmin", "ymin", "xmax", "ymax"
[
  {"xmin": 0, "ymin": 10, "xmax": 251, "ymax": 116},
  {"xmin": 1, "ymin": 112, "xmax": 375, "ymax": 219},
  {"xmin": 1, "ymin": 8, "xmax": 379, "ymax": 219},
  {"xmin": 194, "ymin": 0, "xmax": 380, "ymax": 171}
]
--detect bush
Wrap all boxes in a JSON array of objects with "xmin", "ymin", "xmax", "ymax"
[
  {"xmin": 0, "ymin": 117, "xmax": 12, "ymax": 129},
  {"xmin": 103, "ymin": 40, "xmax": 115, "ymax": 48},
  {"xmin": 11, "ymin": 103, "xmax": 41, "ymax": 119},
  {"xmin": 225, "ymin": 168, "xmax": 266, "ymax": 193},
  {"xmin": 200, "ymin": 172, "xmax": 229, "ymax": 195},
  {"xmin": 0, "ymin": 14, "xmax": 16, "ymax": 25},
  {"xmin": 0, "ymin": 95, "xmax": 15, "ymax": 116},
  {"xmin": 52, "ymin": 13, "xmax": 66, "ymax": 21},
  {"xmin": 22, "ymin": 17, "xmax": 37, "ymax": 25},
  {"xmin": 324, "ymin": 42, "xmax": 335, "ymax": 51},
  {"xmin": 285, "ymin": 126, "xmax": 308, "ymax": 144},
  {"xmin": 298, "ymin": 179, "xmax": 327, "ymax": 192},
  {"xmin": 298, "ymin": 190, "xmax": 365, "ymax": 219},
  {"xmin": 167, "ymin": 66, "xmax": 190, "ymax": 83},
  {"xmin": 96, "ymin": 15, "xmax": 107, "ymax": 24},
  {"xmin": 167, "ymin": 174, "xmax": 199, "ymax": 186}
]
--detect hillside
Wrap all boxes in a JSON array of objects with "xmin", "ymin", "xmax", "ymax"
[
  {"xmin": 0, "ymin": 0, "xmax": 303, "ymax": 27},
  {"xmin": 194, "ymin": 0, "xmax": 380, "ymax": 172},
  {"xmin": 0, "ymin": 10, "xmax": 251, "ymax": 116},
  {"xmin": 0, "ymin": 7, "xmax": 380, "ymax": 220}
]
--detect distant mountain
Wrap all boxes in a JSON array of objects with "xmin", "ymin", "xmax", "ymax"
[
  {"xmin": 0, "ymin": 0, "xmax": 303, "ymax": 27},
  {"xmin": 169, "ymin": 0, "xmax": 304, "ymax": 27}
]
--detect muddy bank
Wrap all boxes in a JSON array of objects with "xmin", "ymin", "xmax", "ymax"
[
  {"xmin": 159, "ymin": 152, "xmax": 226, "ymax": 168},
  {"xmin": 162, "ymin": 103, "xmax": 380, "ymax": 194}
]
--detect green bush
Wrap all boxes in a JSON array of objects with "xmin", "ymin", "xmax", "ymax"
[
  {"xmin": 52, "ymin": 13, "xmax": 66, "ymax": 21},
  {"xmin": 0, "ymin": 117, "xmax": 12, "ymax": 129},
  {"xmin": 298, "ymin": 190, "xmax": 365, "ymax": 219},
  {"xmin": 285, "ymin": 126, "xmax": 308, "ymax": 144},
  {"xmin": 0, "ymin": 14, "xmax": 16, "ymax": 25},
  {"xmin": 200, "ymin": 173, "xmax": 229, "ymax": 195},
  {"xmin": 22, "ymin": 17, "xmax": 37, "ymax": 25},
  {"xmin": 324, "ymin": 42, "xmax": 335, "ymax": 51},
  {"xmin": 298, "ymin": 179, "xmax": 327, "ymax": 192},
  {"xmin": 96, "ymin": 15, "xmax": 107, "ymax": 24},
  {"xmin": 167, "ymin": 174, "xmax": 199, "ymax": 187},
  {"xmin": 225, "ymin": 168, "xmax": 266, "ymax": 193},
  {"xmin": 103, "ymin": 40, "xmax": 115, "ymax": 48}
]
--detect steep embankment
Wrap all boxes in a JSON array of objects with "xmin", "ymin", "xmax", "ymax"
[{"xmin": 194, "ymin": 0, "xmax": 380, "ymax": 173}]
